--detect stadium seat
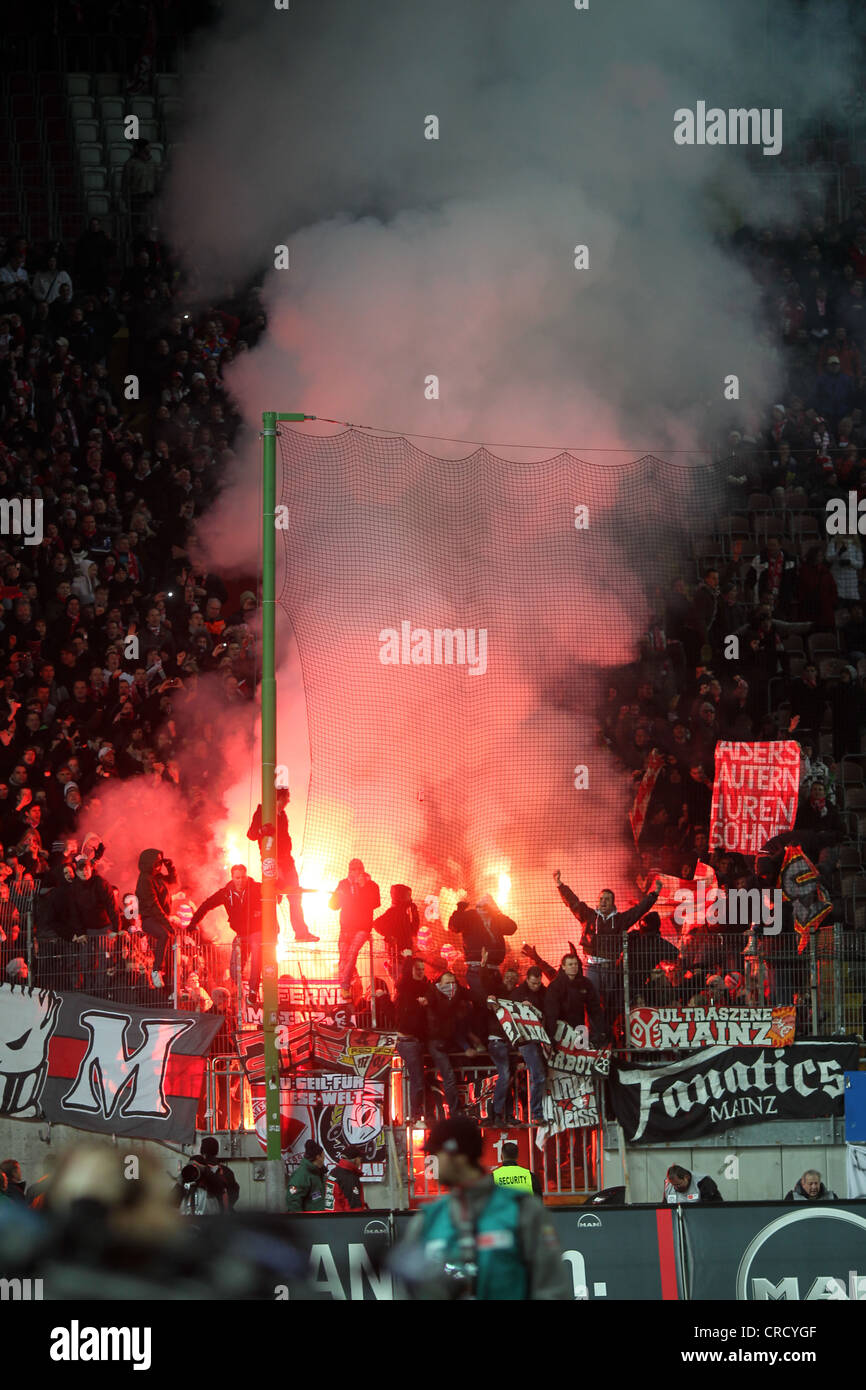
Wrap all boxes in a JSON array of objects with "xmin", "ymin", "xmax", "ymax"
[
  {"xmin": 85, "ymin": 193, "xmax": 111, "ymax": 219},
  {"xmin": 148, "ymin": 143, "xmax": 165, "ymax": 163},
  {"xmin": 82, "ymin": 167, "xmax": 107, "ymax": 192},
  {"xmin": 94, "ymin": 74, "xmax": 122, "ymax": 95},
  {"xmin": 68, "ymin": 97, "xmax": 96, "ymax": 121},
  {"xmin": 754, "ymin": 512, "xmax": 785, "ymax": 539},
  {"xmin": 137, "ymin": 120, "xmax": 160, "ymax": 144},
  {"xmin": 788, "ymin": 656, "xmax": 806, "ymax": 679},
  {"xmin": 65, "ymin": 74, "xmax": 91, "ymax": 96},
  {"xmin": 129, "ymin": 98, "xmax": 156, "ymax": 122},
  {"xmin": 107, "ymin": 143, "xmax": 131, "ymax": 167},
  {"xmin": 52, "ymin": 164, "xmax": 76, "ymax": 188},
  {"xmin": 784, "ymin": 488, "xmax": 809, "ymax": 510},
  {"xmin": 74, "ymin": 120, "xmax": 101, "ymax": 146},
  {"xmin": 160, "ymin": 98, "xmax": 184, "ymax": 139},
  {"xmin": 747, "ymin": 492, "xmax": 772, "ymax": 511},
  {"xmin": 842, "ymin": 761, "xmax": 866, "ymax": 788},
  {"xmin": 76, "ymin": 145, "xmax": 105, "ymax": 167},
  {"xmin": 154, "ymin": 74, "xmax": 180, "ymax": 99},
  {"xmin": 103, "ymin": 120, "xmax": 129, "ymax": 146},
  {"xmin": 808, "ymin": 631, "xmax": 838, "ymax": 660},
  {"xmin": 9, "ymin": 73, "xmax": 31, "ymax": 93},
  {"xmin": 38, "ymin": 73, "xmax": 62, "ymax": 94},
  {"xmin": 99, "ymin": 98, "xmax": 126, "ymax": 125}
]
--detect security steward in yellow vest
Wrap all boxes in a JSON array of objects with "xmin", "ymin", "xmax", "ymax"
[{"xmin": 493, "ymin": 1141, "xmax": 542, "ymax": 1197}]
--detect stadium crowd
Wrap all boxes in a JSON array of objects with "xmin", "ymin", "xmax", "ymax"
[{"xmin": 0, "ymin": 192, "xmax": 865, "ymax": 1122}]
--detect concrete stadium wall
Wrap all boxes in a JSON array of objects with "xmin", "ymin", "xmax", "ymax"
[{"xmin": 602, "ymin": 1117, "xmax": 849, "ymax": 1202}]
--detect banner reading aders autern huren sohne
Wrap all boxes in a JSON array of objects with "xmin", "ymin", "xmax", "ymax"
[{"xmin": 0, "ymin": 981, "xmax": 220, "ymax": 1142}]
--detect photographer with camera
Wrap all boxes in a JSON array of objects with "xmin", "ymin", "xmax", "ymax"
[
  {"xmin": 172, "ymin": 1156, "xmax": 226, "ymax": 1216},
  {"xmin": 390, "ymin": 1117, "xmax": 570, "ymax": 1300},
  {"xmin": 135, "ymin": 846, "xmax": 180, "ymax": 989}
]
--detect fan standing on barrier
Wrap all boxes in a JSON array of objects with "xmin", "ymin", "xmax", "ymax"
[
  {"xmin": 189, "ymin": 864, "xmax": 262, "ymax": 1008},
  {"xmin": 247, "ymin": 787, "xmax": 319, "ymax": 944}
]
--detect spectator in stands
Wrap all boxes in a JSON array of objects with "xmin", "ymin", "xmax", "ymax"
[
  {"xmin": 286, "ymin": 1141, "xmax": 327, "ymax": 1213},
  {"xmin": 429, "ymin": 969, "xmax": 483, "ymax": 1057},
  {"xmin": 330, "ymin": 1146, "xmax": 367, "ymax": 1211},
  {"xmin": 790, "ymin": 663, "xmax": 827, "ymax": 734},
  {"xmin": 135, "ymin": 848, "xmax": 178, "ymax": 990},
  {"xmin": 0, "ymin": 1158, "xmax": 26, "ymax": 1204},
  {"xmin": 395, "ymin": 953, "xmax": 462, "ymax": 1125},
  {"xmin": 246, "ymin": 788, "xmax": 318, "ymax": 945},
  {"xmin": 447, "ymin": 894, "xmax": 517, "ymax": 990},
  {"xmin": 195, "ymin": 1137, "xmax": 239, "ymax": 1208},
  {"xmin": 553, "ymin": 869, "xmax": 660, "ymax": 1026},
  {"xmin": 745, "ymin": 537, "xmax": 798, "ymax": 614},
  {"xmin": 543, "ymin": 953, "xmax": 606, "ymax": 1050},
  {"xmin": 331, "ymin": 857, "xmax": 380, "ymax": 997},
  {"xmin": 509, "ymin": 965, "xmax": 549, "ymax": 1125},
  {"xmin": 373, "ymin": 882, "xmax": 420, "ymax": 976},
  {"xmin": 784, "ymin": 1169, "xmax": 837, "ymax": 1201},
  {"xmin": 826, "ymin": 535, "xmax": 863, "ymax": 603},
  {"xmin": 663, "ymin": 1164, "xmax": 723, "ymax": 1203},
  {"xmin": 189, "ymin": 863, "xmax": 262, "ymax": 1007},
  {"xmin": 815, "ymin": 355, "xmax": 856, "ymax": 429},
  {"xmin": 67, "ymin": 853, "xmax": 119, "ymax": 995},
  {"xmin": 798, "ymin": 546, "xmax": 838, "ymax": 628}
]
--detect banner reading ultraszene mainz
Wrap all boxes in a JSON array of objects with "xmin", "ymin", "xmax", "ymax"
[{"xmin": 609, "ymin": 1041, "xmax": 858, "ymax": 1143}]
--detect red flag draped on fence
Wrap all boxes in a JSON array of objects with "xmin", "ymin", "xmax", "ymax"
[{"xmin": 709, "ymin": 741, "xmax": 800, "ymax": 856}]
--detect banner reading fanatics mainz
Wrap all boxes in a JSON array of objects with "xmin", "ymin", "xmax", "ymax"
[
  {"xmin": 0, "ymin": 981, "xmax": 221, "ymax": 1143},
  {"xmin": 609, "ymin": 1041, "xmax": 858, "ymax": 1143},
  {"xmin": 709, "ymin": 741, "xmax": 800, "ymax": 855},
  {"xmin": 627, "ymin": 1004, "xmax": 796, "ymax": 1050}
]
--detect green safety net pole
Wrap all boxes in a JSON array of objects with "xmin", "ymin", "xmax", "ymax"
[{"xmin": 261, "ymin": 410, "xmax": 312, "ymax": 1211}]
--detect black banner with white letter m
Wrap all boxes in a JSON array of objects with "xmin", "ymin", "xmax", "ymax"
[{"xmin": 608, "ymin": 1041, "xmax": 858, "ymax": 1144}]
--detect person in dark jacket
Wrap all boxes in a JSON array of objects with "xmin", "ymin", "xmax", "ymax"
[
  {"xmin": 510, "ymin": 965, "xmax": 550, "ymax": 1126},
  {"xmin": 331, "ymin": 858, "xmax": 381, "ymax": 997},
  {"xmin": 194, "ymin": 1136, "xmax": 239, "ymax": 1209},
  {"xmin": 448, "ymin": 895, "xmax": 518, "ymax": 1003},
  {"xmin": 34, "ymin": 878, "xmax": 77, "ymax": 992},
  {"xmin": 428, "ymin": 971, "xmax": 484, "ymax": 1056},
  {"xmin": 135, "ymin": 847, "xmax": 177, "ymax": 988},
  {"xmin": 330, "ymin": 1146, "xmax": 367, "ymax": 1211},
  {"xmin": 0, "ymin": 1159, "xmax": 26, "ymax": 1204},
  {"xmin": 467, "ymin": 962, "xmax": 518, "ymax": 1127},
  {"xmin": 543, "ymin": 954, "xmax": 606, "ymax": 1047},
  {"xmin": 395, "ymin": 954, "xmax": 461, "ymax": 1125},
  {"xmin": 663, "ymin": 1164, "xmax": 723, "ymax": 1203},
  {"xmin": 189, "ymin": 864, "xmax": 262, "ymax": 1006},
  {"xmin": 67, "ymin": 854, "xmax": 119, "ymax": 996},
  {"xmin": 553, "ymin": 870, "xmax": 661, "ymax": 1028},
  {"xmin": 623, "ymin": 911, "xmax": 680, "ymax": 1001},
  {"xmin": 247, "ymin": 787, "xmax": 318, "ymax": 943},
  {"xmin": 373, "ymin": 883, "xmax": 420, "ymax": 976},
  {"xmin": 286, "ymin": 1141, "xmax": 327, "ymax": 1213},
  {"xmin": 784, "ymin": 1170, "xmax": 837, "ymax": 1201}
]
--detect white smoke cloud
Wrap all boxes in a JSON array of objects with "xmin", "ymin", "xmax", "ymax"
[{"xmin": 143, "ymin": 0, "xmax": 863, "ymax": 948}]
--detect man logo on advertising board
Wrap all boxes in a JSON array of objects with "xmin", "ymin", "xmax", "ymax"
[
  {"xmin": 577, "ymin": 1212, "xmax": 602, "ymax": 1230},
  {"xmin": 736, "ymin": 1208, "xmax": 866, "ymax": 1299}
]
